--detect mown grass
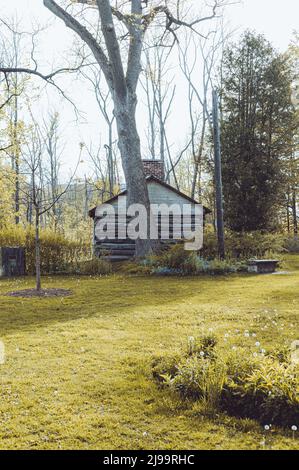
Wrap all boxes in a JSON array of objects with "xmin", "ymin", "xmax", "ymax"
[{"xmin": 0, "ymin": 256, "xmax": 298, "ymax": 450}]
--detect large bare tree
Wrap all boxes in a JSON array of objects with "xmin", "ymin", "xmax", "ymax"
[{"xmin": 43, "ymin": 0, "xmax": 226, "ymax": 256}]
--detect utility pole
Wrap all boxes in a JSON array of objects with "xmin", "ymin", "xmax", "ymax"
[{"xmin": 212, "ymin": 89, "xmax": 225, "ymax": 259}]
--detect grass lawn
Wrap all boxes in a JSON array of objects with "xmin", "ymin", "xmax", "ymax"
[{"xmin": 0, "ymin": 255, "xmax": 298, "ymax": 450}]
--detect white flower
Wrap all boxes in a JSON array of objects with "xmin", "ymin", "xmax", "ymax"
[
  {"xmin": 252, "ymin": 333, "xmax": 257, "ymax": 337},
  {"xmin": 255, "ymin": 342, "xmax": 261, "ymax": 347},
  {"xmin": 244, "ymin": 333, "xmax": 250, "ymax": 338},
  {"xmin": 291, "ymin": 425, "xmax": 297, "ymax": 432},
  {"xmin": 261, "ymin": 349, "xmax": 266, "ymax": 354},
  {"xmin": 199, "ymin": 351, "xmax": 205, "ymax": 357},
  {"xmin": 143, "ymin": 431, "xmax": 148, "ymax": 437},
  {"xmin": 264, "ymin": 425, "xmax": 270, "ymax": 431}
]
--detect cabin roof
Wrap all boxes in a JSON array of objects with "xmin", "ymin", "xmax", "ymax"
[{"xmin": 89, "ymin": 175, "xmax": 211, "ymax": 219}]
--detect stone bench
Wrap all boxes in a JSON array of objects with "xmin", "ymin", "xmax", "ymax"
[{"xmin": 248, "ymin": 259, "xmax": 279, "ymax": 274}]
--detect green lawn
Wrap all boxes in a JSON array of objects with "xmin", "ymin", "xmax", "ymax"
[{"xmin": 0, "ymin": 256, "xmax": 298, "ymax": 450}]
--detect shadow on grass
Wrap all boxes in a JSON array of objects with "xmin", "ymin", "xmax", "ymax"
[{"xmin": 0, "ymin": 274, "xmax": 228, "ymax": 335}]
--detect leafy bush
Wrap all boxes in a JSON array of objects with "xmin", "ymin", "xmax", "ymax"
[
  {"xmin": 202, "ymin": 227, "xmax": 286, "ymax": 259},
  {"xmin": 0, "ymin": 225, "xmax": 90, "ymax": 274},
  {"xmin": 170, "ymin": 356, "xmax": 214, "ymax": 400},
  {"xmin": 187, "ymin": 334, "xmax": 218, "ymax": 360},
  {"xmin": 145, "ymin": 244, "xmax": 246, "ymax": 276},
  {"xmin": 119, "ymin": 262, "xmax": 152, "ymax": 275},
  {"xmin": 222, "ymin": 355, "xmax": 299, "ymax": 427},
  {"xmin": 76, "ymin": 257, "xmax": 112, "ymax": 275},
  {"xmin": 151, "ymin": 353, "xmax": 181, "ymax": 383},
  {"xmin": 152, "ymin": 339, "xmax": 299, "ymax": 428},
  {"xmin": 153, "ymin": 334, "xmax": 220, "ymax": 402},
  {"xmin": 150, "ymin": 244, "xmax": 199, "ymax": 274},
  {"xmin": 284, "ymin": 237, "xmax": 299, "ymax": 253}
]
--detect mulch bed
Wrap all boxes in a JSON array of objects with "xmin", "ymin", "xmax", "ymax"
[{"xmin": 6, "ymin": 288, "xmax": 72, "ymax": 298}]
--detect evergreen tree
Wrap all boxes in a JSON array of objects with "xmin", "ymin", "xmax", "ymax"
[{"xmin": 221, "ymin": 31, "xmax": 297, "ymax": 232}]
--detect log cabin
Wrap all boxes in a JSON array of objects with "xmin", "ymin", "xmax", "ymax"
[{"xmin": 89, "ymin": 160, "xmax": 211, "ymax": 261}]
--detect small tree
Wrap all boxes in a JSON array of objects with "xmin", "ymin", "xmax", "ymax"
[{"xmin": 21, "ymin": 120, "xmax": 80, "ymax": 291}]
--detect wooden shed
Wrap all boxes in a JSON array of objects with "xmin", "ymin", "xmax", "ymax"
[
  {"xmin": 89, "ymin": 160, "xmax": 210, "ymax": 261},
  {"xmin": 0, "ymin": 247, "xmax": 26, "ymax": 277}
]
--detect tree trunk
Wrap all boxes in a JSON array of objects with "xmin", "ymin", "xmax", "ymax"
[
  {"xmin": 35, "ymin": 205, "xmax": 41, "ymax": 292},
  {"xmin": 292, "ymin": 189, "xmax": 298, "ymax": 238},
  {"xmin": 286, "ymin": 191, "xmax": 290, "ymax": 234},
  {"xmin": 114, "ymin": 94, "xmax": 155, "ymax": 257}
]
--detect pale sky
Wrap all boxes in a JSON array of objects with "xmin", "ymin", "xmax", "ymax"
[{"xmin": 0, "ymin": 0, "xmax": 298, "ymax": 179}]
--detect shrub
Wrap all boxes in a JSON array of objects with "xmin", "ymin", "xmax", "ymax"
[
  {"xmin": 205, "ymin": 259, "xmax": 238, "ymax": 275},
  {"xmin": 0, "ymin": 225, "xmax": 90, "ymax": 274},
  {"xmin": 152, "ymin": 354, "xmax": 181, "ymax": 383},
  {"xmin": 76, "ymin": 257, "xmax": 112, "ymax": 275},
  {"xmin": 170, "ymin": 356, "xmax": 213, "ymax": 400},
  {"xmin": 152, "ymin": 340, "xmax": 299, "ymax": 428},
  {"xmin": 187, "ymin": 334, "xmax": 218, "ymax": 360},
  {"xmin": 265, "ymin": 345, "xmax": 291, "ymax": 364},
  {"xmin": 146, "ymin": 244, "xmax": 246, "ymax": 276},
  {"xmin": 222, "ymin": 356, "xmax": 299, "ymax": 427},
  {"xmin": 284, "ymin": 237, "xmax": 299, "ymax": 253},
  {"xmin": 202, "ymin": 227, "xmax": 286, "ymax": 259},
  {"xmin": 153, "ymin": 334, "xmax": 220, "ymax": 402},
  {"xmin": 150, "ymin": 244, "xmax": 199, "ymax": 275},
  {"xmin": 119, "ymin": 262, "xmax": 152, "ymax": 275}
]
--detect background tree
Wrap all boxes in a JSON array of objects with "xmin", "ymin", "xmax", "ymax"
[{"xmin": 220, "ymin": 31, "xmax": 298, "ymax": 232}]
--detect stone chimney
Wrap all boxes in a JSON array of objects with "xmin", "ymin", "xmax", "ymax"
[{"xmin": 142, "ymin": 159, "xmax": 165, "ymax": 181}]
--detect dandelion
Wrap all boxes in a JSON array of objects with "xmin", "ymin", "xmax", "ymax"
[{"xmin": 291, "ymin": 425, "xmax": 297, "ymax": 440}]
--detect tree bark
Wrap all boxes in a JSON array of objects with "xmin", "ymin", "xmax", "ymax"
[
  {"xmin": 35, "ymin": 204, "xmax": 41, "ymax": 292},
  {"xmin": 114, "ymin": 93, "xmax": 154, "ymax": 256},
  {"xmin": 292, "ymin": 189, "xmax": 298, "ymax": 237}
]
